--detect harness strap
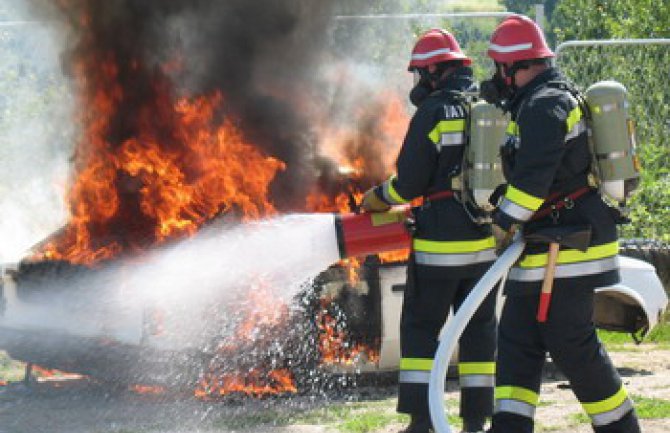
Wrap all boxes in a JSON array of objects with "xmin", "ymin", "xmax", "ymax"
[
  {"xmin": 425, "ymin": 190, "xmax": 455, "ymax": 202},
  {"xmin": 531, "ymin": 187, "xmax": 591, "ymax": 221}
]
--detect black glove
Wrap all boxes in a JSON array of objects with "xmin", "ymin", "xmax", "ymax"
[{"xmin": 492, "ymin": 208, "xmax": 517, "ymax": 233}]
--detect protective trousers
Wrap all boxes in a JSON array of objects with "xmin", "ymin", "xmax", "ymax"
[
  {"xmin": 397, "ymin": 271, "xmax": 498, "ymax": 423},
  {"xmin": 492, "ymin": 285, "xmax": 641, "ymax": 433}
]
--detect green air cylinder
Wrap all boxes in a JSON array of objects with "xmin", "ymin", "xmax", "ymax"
[
  {"xmin": 467, "ymin": 101, "xmax": 508, "ymax": 210},
  {"xmin": 585, "ymin": 80, "xmax": 640, "ymax": 203}
]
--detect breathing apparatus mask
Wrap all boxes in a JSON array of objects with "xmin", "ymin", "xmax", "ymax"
[
  {"xmin": 480, "ymin": 59, "xmax": 551, "ymax": 108},
  {"xmin": 409, "ymin": 62, "xmax": 459, "ymax": 107},
  {"xmin": 479, "ymin": 63, "xmax": 515, "ymax": 108}
]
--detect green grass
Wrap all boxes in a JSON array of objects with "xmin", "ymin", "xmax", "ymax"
[
  {"xmin": 598, "ymin": 317, "xmax": 670, "ymax": 351},
  {"xmin": 217, "ymin": 398, "xmax": 462, "ymax": 433}
]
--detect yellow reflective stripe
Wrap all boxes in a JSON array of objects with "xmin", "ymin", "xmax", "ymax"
[
  {"xmin": 582, "ymin": 386, "xmax": 628, "ymax": 415},
  {"xmin": 566, "ymin": 105, "xmax": 583, "ymax": 133},
  {"xmin": 428, "ymin": 119, "xmax": 466, "ymax": 144},
  {"xmin": 495, "ymin": 386, "xmax": 539, "ymax": 406},
  {"xmin": 519, "ymin": 241, "xmax": 619, "ymax": 268},
  {"xmin": 385, "ymin": 175, "xmax": 408, "ymax": 204},
  {"xmin": 506, "ymin": 121, "xmax": 518, "ymax": 136},
  {"xmin": 458, "ymin": 362, "xmax": 496, "ymax": 375},
  {"xmin": 505, "ymin": 185, "xmax": 544, "ymax": 211},
  {"xmin": 413, "ymin": 236, "xmax": 496, "ymax": 254},
  {"xmin": 400, "ymin": 358, "xmax": 433, "ymax": 371}
]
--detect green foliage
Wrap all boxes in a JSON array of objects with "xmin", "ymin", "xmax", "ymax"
[{"xmin": 551, "ymin": 2, "xmax": 670, "ymax": 241}]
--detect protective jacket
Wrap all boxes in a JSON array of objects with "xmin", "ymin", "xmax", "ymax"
[
  {"xmin": 492, "ymin": 67, "xmax": 639, "ymax": 433},
  {"xmin": 374, "ymin": 67, "xmax": 498, "ymax": 425},
  {"xmin": 496, "ymin": 67, "xmax": 620, "ymax": 296},
  {"xmin": 374, "ymin": 67, "xmax": 497, "ymax": 280}
]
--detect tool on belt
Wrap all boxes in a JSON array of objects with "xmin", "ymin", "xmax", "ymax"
[{"xmin": 525, "ymin": 225, "xmax": 592, "ymax": 322}]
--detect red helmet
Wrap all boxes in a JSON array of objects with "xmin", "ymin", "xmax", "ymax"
[
  {"xmin": 408, "ymin": 28, "xmax": 471, "ymax": 71},
  {"xmin": 487, "ymin": 15, "xmax": 554, "ymax": 63}
]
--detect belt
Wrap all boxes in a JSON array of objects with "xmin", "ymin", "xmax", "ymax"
[
  {"xmin": 531, "ymin": 186, "xmax": 592, "ymax": 221},
  {"xmin": 425, "ymin": 190, "xmax": 455, "ymax": 202}
]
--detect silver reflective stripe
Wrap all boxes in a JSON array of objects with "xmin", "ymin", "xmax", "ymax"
[
  {"xmin": 565, "ymin": 119, "xmax": 587, "ymax": 141},
  {"xmin": 411, "ymin": 47, "xmax": 452, "ymax": 61},
  {"xmin": 590, "ymin": 398, "xmax": 634, "ymax": 426},
  {"xmin": 489, "ymin": 42, "xmax": 533, "ymax": 53},
  {"xmin": 495, "ymin": 399, "xmax": 536, "ymax": 418},
  {"xmin": 508, "ymin": 256, "xmax": 618, "ymax": 282},
  {"xmin": 440, "ymin": 132, "xmax": 464, "ymax": 147},
  {"xmin": 399, "ymin": 370, "xmax": 431, "ymax": 384},
  {"xmin": 499, "ymin": 198, "xmax": 534, "ymax": 221},
  {"xmin": 460, "ymin": 375, "xmax": 495, "ymax": 388},
  {"xmin": 477, "ymin": 119, "xmax": 508, "ymax": 127},
  {"xmin": 472, "ymin": 162, "xmax": 503, "ymax": 171},
  {"xmin": 415, "ymin": 249, "xmax": 497, "ymax": 266},
  {"xmin": 597, "ymin": 150, "xmax": 629, "ymax": 160}
]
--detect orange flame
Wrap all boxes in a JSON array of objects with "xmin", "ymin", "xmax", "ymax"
[
  {"xmin": 38, "ymin": 54, "xmax": 284, "ymax": 265},
  {"xmin": 316, "ymin": 298, "xmax": 379, "ymax": 366}
]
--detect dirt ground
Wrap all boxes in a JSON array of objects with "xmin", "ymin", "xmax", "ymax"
[{"xmin": 1, "ymin": 347, "xmax": 669, "ymax": 433}]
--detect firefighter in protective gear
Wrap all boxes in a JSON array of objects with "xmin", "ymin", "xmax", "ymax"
[
  {"xmin": 484, "ymin": 15, "xmax": 641, "ymax": 433},
  {"xmin": 362, "ymin": 28, "xmax": 498, "ymax": 433}
]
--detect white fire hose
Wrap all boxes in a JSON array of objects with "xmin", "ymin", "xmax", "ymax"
[{"xmin": 429, "ymin": 232, "xmax": 526, "ymax": 433}]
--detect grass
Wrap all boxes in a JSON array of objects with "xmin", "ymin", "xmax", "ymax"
[
  {"xmin": 215, "ymin": 398, "xmax": 463, "ymax": 433},
  {"xmin": 598, "ymin": 316, "xmax": 670, "ymax": 351}
]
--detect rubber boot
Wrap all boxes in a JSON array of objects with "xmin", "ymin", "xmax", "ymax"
[
  {"xmin": 462, "ymin": 417, "xmax": 486, "ymax": 433},
  {"xmin": 400, "ymin": 413, "xmax": 433, "ymax": 433}
]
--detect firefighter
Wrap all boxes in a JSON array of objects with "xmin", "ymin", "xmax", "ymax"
[
  {"xmin": 482, "ymin": 15, "xmax": 641, "ymax": 433},
  {"xmin": 361, "ymin": 29, "xmax": 498, "ymax": 433}
]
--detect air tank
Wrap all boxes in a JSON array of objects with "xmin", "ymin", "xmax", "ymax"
[
  {"xmin": 584, "ymin": 80, "xmax": 640, "ymax": 203},
  {"xmin": 466, "ymin": 101, "xmax": 508, "ymax": 210}
]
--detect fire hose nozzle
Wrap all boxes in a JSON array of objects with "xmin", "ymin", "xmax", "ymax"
[{"xmin": 334, "ymin": 207, "xmax": 413, "ymax": 259}]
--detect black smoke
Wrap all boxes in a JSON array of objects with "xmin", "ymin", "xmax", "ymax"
[{"xmin": 27, "ymin": 0, "xmax": 372, "ymax": 214}]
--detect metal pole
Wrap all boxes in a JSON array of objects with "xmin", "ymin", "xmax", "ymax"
[
  {"xmin": 334, "ymin": 12, "xmax": 514, "ymax": 21},
  {"xmin": 556, "ymin": 38, "xmax": 670, "ymax": 58},
  {"xmin": 534, "ymin": 4, "xmax": 545, "ymax": 30}
]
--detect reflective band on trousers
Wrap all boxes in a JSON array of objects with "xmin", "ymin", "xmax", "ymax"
[
  {"xmin": 508, "ymin": 256, "xmax": 618, "ymax": 282},
  {"xmin": 458, "ymin": 362, "xmax": 495, "ymax": 388},
  {"xmin": 415, "ymin": 249, "xmax": 497, "ymax": 266},
  {"xmin": 495, "ymin": 399, "xmax": 536, "ymax": 418},
  {"xmin": 583, "ymin": 387, "xmax": 634, "ymax": 427},
  {"xmin": 460, "ymin": 375, "xmax": 495, "ymax": 388},
  {"xmin": 399, "ymin": 357, "xmax": 433, "ymax": 384},
  {"xmin": 495, "ymin": 386, "xmax": 539, "ymax": 419},
  {"xmin": 399, "ymin": 370, "xmax": 431, "ymax": 384},
  {"xmin": 382, "ymin": 175, "xmax": 408, "ymax": 205}
]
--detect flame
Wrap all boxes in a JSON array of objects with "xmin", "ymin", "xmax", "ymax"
[
  {"xmin": 195, "ymin": 279, "xmax": 297, "ymax": 398},
  {"xmin": 195, "ymin": 368, "xmax": 297, "ymax": 399},
  {"xmin": 37, "ymin": 52, "xmax": 284, "ymax": 265},
  {"xmin": 316, "ymin": 298, "xmax": 379, "ymax": 366}
]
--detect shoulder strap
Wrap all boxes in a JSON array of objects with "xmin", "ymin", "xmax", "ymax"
[{"xmin": 545, "ymin": 80, "xmax": 592, "ymax": 120}]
